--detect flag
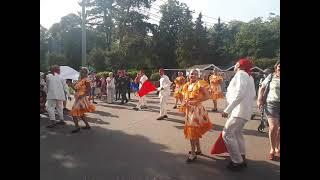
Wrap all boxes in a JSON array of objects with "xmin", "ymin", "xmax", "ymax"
[
  {"xmin": 138, "ymin": 80, "xmax": 156, "ymax": 97},
  {"xmin": 211, "ymin": 132, "xmax": 228, "ymax": 154}
]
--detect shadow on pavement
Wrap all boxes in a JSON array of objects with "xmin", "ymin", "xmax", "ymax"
[
  {"xmin": 41, "ymin": 122, "xmax": 280, "ymax": 180},
  {"xmin": 85, "ymin": 117, "xmax": 110, "ymax": 125},
  {"xmin": 94, "ymin": 110, "xmax": 119, "ymax": 118},
  {"xmin": 146, "ymin": 100, "xmax": 160, "ymax": 104},
  {"xmin": 167, "ymin": 111, "xmax": 184, "ymax": 117},
  {"xmin": 211, "ymin": 124, "xmax": 268, "ymax": 138},
  {"xmin": 100, "ymin": 104, "xmax": 129, "ymax": 110}
]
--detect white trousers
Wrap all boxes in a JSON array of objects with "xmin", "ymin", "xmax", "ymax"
[
  {"xmin": 160, "ymin": 95, "xmax": 169, "ymax": 116},
  {"xmin": 222, "ymin": 116, "xmax": 247, "ymax": 163},
  {"xmin": 46, "ymin": 99, "xmax": 64, "ymax": 121},
  {"xmin": 137, "ymin": 96, "xmax": 147, "ymax": 108},
  {"xmin": 106, "ymin": 87, "xmax": 115, "ymax": 103}
]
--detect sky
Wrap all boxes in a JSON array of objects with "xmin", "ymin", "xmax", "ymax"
[{"xmin": 40, "ymin": 0, "xmax": 280, "ymax": 29}]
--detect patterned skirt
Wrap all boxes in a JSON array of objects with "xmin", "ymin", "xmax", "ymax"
[
  {"xmin": 70, "ymin": 95, "xmax": 95, "ymax": 117},
  {"xmin": 210, "ymin": 85, "xmax": 224, "ymax": 100},
  {"xmin": 184, "ymin": 104, "xmax": 212, "ymax": 139},
  {"xmin": 173, "ymin": 86, "xmax": 183, "ymax": 99}
]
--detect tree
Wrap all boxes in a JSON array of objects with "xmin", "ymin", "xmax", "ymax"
[
  {"xmin": 191, "ymin": 13, "xmax": 209, "ymax": 65},
  {"xmin": 207, "ymin": 17, "xmax": 230, "ymax": 65},
  {"xmin": 47, "ymin": 53, "xmax": 68, "ymax": 66},
  {"xmin": 41, "ymin": 1, "xmax": 280, "ymax": 72},
  {"xmin": 225, "ymin": 20, "xmax": 245, "ymax": 60},
  {"xmin": 40, "ymin": 25, "xmax": 49, "ymax": 71},
  {"xmin": 88, "ymin": 48, "xmax": 107, "ymax": 71},
  {"xmin": 86, "ymin": 0, "xmax": 115, "ymax": 50},
  {"xmin": 155, "ymin": 0, "xmax": 193, "ymax": 68},
  {"xmin": 233, "ymin": 16, "xmax": 280, "ymax": 59},
  {"xmin": 60, "ymin": 13, "xmax": 81, "ymax": 32}
]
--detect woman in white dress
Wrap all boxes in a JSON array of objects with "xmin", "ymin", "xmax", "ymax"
[{"xmin": 106, "ymin": 72, "xmax": 115, "ymax": 103}]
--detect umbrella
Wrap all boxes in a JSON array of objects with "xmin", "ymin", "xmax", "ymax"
[{"xmin": 60, "ymin": 66, "xmax": 79, "ymax": 80}]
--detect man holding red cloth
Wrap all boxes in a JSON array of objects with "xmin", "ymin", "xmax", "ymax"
[
  {"xmin": 212, "ymin": 58, "xmax": 256, "ymax": 171},
  {"xmin": 133, "ymin": 69, "xmax": 155, "ymax": 110}
]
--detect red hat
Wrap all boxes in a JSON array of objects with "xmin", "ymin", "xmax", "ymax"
[{"xmin": 238, "ymin": 58, "xmax": 253, "ymax": 76}]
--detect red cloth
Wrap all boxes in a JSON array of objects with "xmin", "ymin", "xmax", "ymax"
[
  {"xmin": 238, "ymin": 58, "xmax": 253, "ymax": 76},
  {"xmin": 137, "ymin": 80, "xmax": 156, "ymax": 97},
  {"xmin": 211, "ymin": 132, "xmax": 228, "ymax": 154}
]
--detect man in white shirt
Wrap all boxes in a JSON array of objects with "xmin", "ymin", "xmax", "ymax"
[
  {"xmin": 46, "ymin": 65, "xmax": 69, "ymax": 126},
  {"xmin": 221, "ymin": 59, "xmax": 256, "ymax": 171},
  {"xmin": 133, "ymin": 69, "xmax": 149, "ymax": 110},
  {"xmin": 156, "ymin": 68, "xmax": 172, "ymax": 120}
]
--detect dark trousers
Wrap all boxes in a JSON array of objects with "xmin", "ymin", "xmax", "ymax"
[
  {"xmin": 120, "ymin": 89, "xmax": 128, "ymax": 103},
  {"xmin": 115, "ymin": 88, "xmax": 120, "ymax": 100},
  {"xmin": 127, "ymin": 89, "xmax": 131, "ymax": 100}
]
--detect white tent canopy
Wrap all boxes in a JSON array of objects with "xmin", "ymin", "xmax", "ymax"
[{"xmin": 59, "ymin": 66, "xmax": 79, "ymax": 80}]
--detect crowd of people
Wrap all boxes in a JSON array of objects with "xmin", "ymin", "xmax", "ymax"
[{"xmin": 40, "ymin": 58, "xmax": 280, "ymax": 171}]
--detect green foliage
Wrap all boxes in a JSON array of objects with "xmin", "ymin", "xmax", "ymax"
[
  {"xmin": 96, "ymin": 71, "xmax": 111, "ymax": 77},
  {"xmin": 253, "ymin": 58, "xmax": 279, "ymax": 70},
  {"xmin": 126, "ymin": 69, "xmax": 139, "ymax": 79},
  {"xmin": 40, "ymin": 25, "xmax": 49, "ymax": 72},
  {"xmin": 88, "ymin": 48, "xmax": 107, "ymax": 72},
  {"xmin": 105, "ymin": 48, "xmax": 126, "ymax": 71},
  {"xmin": 41, "ymin": 1, "xmax": 279, "ymax": 72},
  {"xmin": 150, "ymin": 72, "xmax": 160, "ymax": 81},
  {"xmin": 47, "ymin": 53, "xmax": 68, "ymax": 66}
]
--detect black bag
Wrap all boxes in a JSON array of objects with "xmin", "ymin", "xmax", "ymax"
[{"xmin": 257, "ymin": 74, "xmax": 273, "ymax": 133}]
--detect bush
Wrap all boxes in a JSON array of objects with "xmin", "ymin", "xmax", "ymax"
[
  {"xmin": 126, "ymin": 69, "xmax": 139, "ymax": 79},
  {"xmin": 150, "ymin": 72, "xmax": 160, "ymax": 81},
  {"xmin": 96, "ymin": 71, "xmax": 111, "ymax": 78},
  {"xmin": 253, "ymin": 58, "xmax": 278, "ymax": 70}
]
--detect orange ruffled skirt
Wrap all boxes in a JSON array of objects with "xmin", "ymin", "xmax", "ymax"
[
  {"xmin": 173, "ymin": 86, "xmax": 183, "ymax": 99},
  {"xmin": 70, "ymin": 96, "xmax": 95, "ymax": 117},
  {"xmin": 183, "ymin": 104, "xmax": 212, "ymax": 139},
  {"xmin": 210, "ymin": 85, "xmax": 224, "ymax": 100}
]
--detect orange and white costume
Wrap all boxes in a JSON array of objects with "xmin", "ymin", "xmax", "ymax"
[
  {"xmin": 173, "ymin": 76, "xmax": 186, "ymax": 99},
  {"xmin": 209, "ymin": 74, "xmax": 224, "ymax": 100},
  {"xmin": 70, "ymin": 78, "xmax": 96, "ymax": 117},
  {"xmin": 180, "ymin": 80, "xmax": 213, "ymax": 139}
]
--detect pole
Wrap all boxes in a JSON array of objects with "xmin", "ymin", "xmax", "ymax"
[{"xmin": 81, "ymin": 0, "xmax": 86, "ymax": 67}]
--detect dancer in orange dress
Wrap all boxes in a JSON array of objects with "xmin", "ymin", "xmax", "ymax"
[
  {"xmin": 173, "ymin": 72, "xmax": 186, "ymax": 109},
  {"xmin": 70, "ymin": 67, "xmax": 96, "ymax": 133},
  {"xmin": 209, "ymin": 68, "xmax": 224, "ymax": 112},
  {"xmin": 180, "ymin": 69, "xmax": 213, "ymax": 163}
]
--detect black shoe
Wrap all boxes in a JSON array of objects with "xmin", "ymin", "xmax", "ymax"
[
  {"xmin": 46, "ymin": 121, "xmax": 65, "ymax": 128},
  {"xmin": 71, "ymin": 128, "xmax": 81, "ymax": 133},
  {"xmin": 63, "ymin": 108, "xmax": 70, "ymax": 112},
  {"xmin": 141, "ymin": 106, "xmax": 148, "ymax": 109},
  {"xmin": 241, "ymin": 155, "xmax": 247, "ymax": 167},
  {"xmin": 163, "ymin": 115, "xmax": 168, "ymax": 118},
  {"xmin": 189, "ymin": 151, "xmax": 202, "ymax": 155},
  {"xmin": 156, "ymin": 115, "xmax": 165, "ymax": 120},
  {"xmin": 173, "ymin": 105, "xmax": 177, "ymax": 109},
  {"xmin": 133, "ymin": 107, "xmax": 139, "ymax": 111},
  {"xmin": 226, "ymin": 161, "xmax": 246, "ymax": 171},
  {"xmin": 93, "ymin": 102, "xmax": 97, "ymax": 104},
  {"xmin": 46, "ymin": 123, "xmax": 58, "ymax": 128},
  {"xmin": 57, "ymin": 121, "xmax": 66, "ymax": 125},
  {"xmin": 81, "ymin": 126, "xmax": 91, "ymax": 130},
  {"xmin": 186, "ymin": 155, "xmax": 197, "ymax": 163}
]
